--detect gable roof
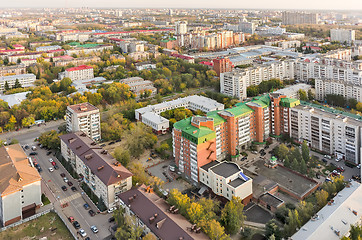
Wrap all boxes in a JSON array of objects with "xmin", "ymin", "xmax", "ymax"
[{"xmin": 59, "ymin": 132, "xmax": 132, "ymax": 186}]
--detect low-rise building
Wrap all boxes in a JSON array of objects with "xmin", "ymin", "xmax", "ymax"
[
  {"xmin": 128, "ymin": 51, "xmax": 150, "ymax": 61},
  {"xmin": 60, "ymin": 132, "xmax": 133, "ymax": 208},
  {"xmin": 0, "ymin": 64, "xmax": 26, "ymax": 77},
  {"xmin": 135, "ymin": 62, "xmax": 156, "ymax": 71},
  {"xmin": 273, "ymin": 83, "xmax": 312, "ymax": 99},
  {"xmin": 0, "ymin": 74, "xmax": 36, "ymax": 91},
  {"xmin": 0, "ymin": 144, "xmax": 42, "ymax": 226},
  {"xmin": 0, "ymin": 91, "xmax": 30, "ymax": 107},
  {"xmin": 199, "ymin": 161, "xmax": 253, "ymax": 204},
  {"xmin": 120, "ymin": 77, "xmax": 157, "ymax": 100},
  {"xmin": 59, "ymin": 65, "xmax": 94, "ymax": 81}
]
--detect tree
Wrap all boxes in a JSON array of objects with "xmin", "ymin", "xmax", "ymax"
[
  {"xmin": 316, "ymin": 189, "xmax": 329, "ymax": 208},
  {"xmin": 291, "ymin": 158, "xmax": 299, "ymax": 171},
  {"xmin": 13, "ymin": 79, "xmax": 22, "ymax": 89},
  {"xmin": 284, "ymin": 156, "xmax": 291, "ymax": 168},
  {"xmin": 275, "ymin": 144, "xmax": 289, "ymax": 160},
  {"xmin": 265, "ymin": 220, "xmax": 282, "ymax": 240},
  {"xmin": 307, "ymin": 89, "xmax": 314, "ymax": 100},
  {"xmin": 142, "ymin": 233, "xmax": 157, "ymax": 240},
  {"xmin": 38, "ymin": 130, "xmax": 60, "ymax": 150},
  {"xmin": 5, "ymin": 115, "xmax": 17, "ymax": 130},
  {"xmin": 202, "ymin": 219, "xmax": 230, "ymax": 240},
  {"xmin": 247, "ymin": 85, "xmax": 259, "ymax": 97},
  {"xmin": 21, "ymin": 116, "xmax": 35, "ymax": 127},
  {"xmin": 298, "ymin": 89, "xmax": 308, "ymax": 101},
  {"xmin": 220, "ymin": 197, "xmax": 246, "ymax": 234},
  {"xmin": 4, "ymin": 81, "xmax": 10, "ymax": 91},
  {"xmin": 124, "ymin": 123, "xmax": 157, "ymax": 158},
  {"xmin": 113, "ymin": 148, "xmax": 131, "ymax": 167},
  {"xmin": 301, "ymin": 141, "xmax": 310, "ymax": 163},
  {"xmin": 300, "ymin": 159, "xmax": 307, "ymax": 174}
]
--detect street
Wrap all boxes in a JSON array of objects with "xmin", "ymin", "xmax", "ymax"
[{"xmin": 4, "ymin": 123, "xmax": 114, "ymax": 240}]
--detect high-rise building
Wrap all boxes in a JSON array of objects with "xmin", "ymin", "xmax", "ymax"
[
  {"xmin": 175, "ymin": 21, "xmax": 188, "ymax": 35},
  {"xmin": 213, "ymin": 57, "xmax": 234, "ymax": 77},
  {"xmin": 238, "ymin": 17, "xmax": 256, "ymax": 34},
  {"xmin": 0, "ymin": 144, "xmax": 42, "ymax": 226},
  {"xmin": 315, "ymin": 79, "xmax": 362, "ymax": 102},
  {"xmin": 66, "ymin": 102, "xmax": 101, "ymax": 141},
  {"xmin": 330, "ymin": 29, "xmax": 356, "ymax": 44},
  {"xmin": 282, "ymin": 11, "xmax": 318, "ymax": 25}
]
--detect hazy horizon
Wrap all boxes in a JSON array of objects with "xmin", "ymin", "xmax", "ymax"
[{"xmin": 1, "ymin": 0, "xmax": 362, "ymax": 11}]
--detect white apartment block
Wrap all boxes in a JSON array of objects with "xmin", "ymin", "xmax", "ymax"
[
  {"xmin": 273, "ymin": 83, "xmax": 312, "ymax": 99},
  {"xmin": 330, "ymin": 29, "xmax": 356, "ymax": 44},
  {"xmin": 60, "ymin": 65, "xmax": 94, "ymax": 81},
  {"xmin": 66, "ymin": 102, "xmax": 101, "ymax": 141},
  {"xmin": 320, "ymin": 58, "xmax": 362, "ymax": 70},
  {"xmin": 278, "ymin": 40, "xmax": 301, "ymax": 49},
  {"xmin": 322, "ymin": 49, "xmax": 352, "ymax": 61},
  {"xmin": 295, "ymin": 61, "xmax": 362, "ymax": 85},
  {"xmin": 65, "ymin": 45, "xmax": 113, "ymax": 56},
  {"xmin": 290, "ymin": 104, "xmax": 361, "ymax": 164},
  {"xmin": 0, "ymin": 144, "xmax": 42, "ymax": 226},
  {"xmin": 221, "ymin": 60, "xmax": 295, "ymax": 100},
  {"xmin": 175, "ymin": 21, "xmax": 188, "ymax": 35},
  {"xmin": 60, "ymin": 132, "xmax": 132, "ymax": 208},
  {"xmin": 199, "ymin": 161, "xmax": 253, "ymax": 204},
  {"xmin": 135, "ymin": 95, "xmax": 224, "ymax": 134},
  {"xmin": 315, "ymin": 79, "xmax": 362, "ymax": 102},
  {"xmin": 0, "ymin": 74, "xmax": 36, "ymax": 91}
]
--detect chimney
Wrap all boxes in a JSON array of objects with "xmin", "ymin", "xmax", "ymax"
[
  {"xmin": 128, "ymin": 196, "xmax": 134, "ymax": 203},
  {"xmin": 76, "ymin": 146, "xmax": 82, "ymax": 150},
  {"xmin": 85, "ymin": 153, "xmax": 93, "ymax": 160},
  {"xmin": 149, "ymin": 216, "xmax": 155, "ymax": 223}
]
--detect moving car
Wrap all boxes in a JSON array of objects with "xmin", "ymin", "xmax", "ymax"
[
  {"xmin": 48, "ymin": 167, "xmax": 54, "ymax": 172},
  {"xmin": 29, "ymin": 152, "xmax": 38, "ymax": 156},
  {"xmin": 83, "ymin": 203, "xmax": 90, "ymax": 210}
]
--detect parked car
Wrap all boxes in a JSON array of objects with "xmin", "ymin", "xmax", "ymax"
[
  {"xmin": 358, "ymin": 164, "xmax": 361, "ymax": 169},
  {"xmin": 100, "ymin": 144, "xmax": 106, "ymax": 147},
  {"xmin": 251, "ymin": 151, "xmax": 258, "ymax": 154},
  {"xmin": 337, "ymin": 167, "xmax": 345, "ymax": 172},
  {"xmin": 79, "ymin": 229, "xmax": 87, "ymax": 237},
  {"xmin": 83, "ymin": 203, "xmax": 90, "ymax": 210},
  {"xmin": 46, "ymin": 151, "xmax": 52, "ymax": 156},
  {"xmin": 51, "ymin": 161, "xmax": 56, "ymax": 166},
  {"xmin": 108, "ymin": 141, "xmax": 115, "ymax": 145},
  {"xmin": 73, "ymin": 221, "xmax": 80, "ymax": 229},
  {"xmin": 48, "ymin": 167, "xmax": 54, "ymax": 172},
  {"xmin": 63, "ymin": 177, "xmax": 69, "ymax": 183},
  {"xmin": 31, "ymin": 146, "xmax": 37, "ymax": 151},
  {"xmin": 241, "ymin": 156, "xmax": 247, "ymax": 161},
  {"xmin": 29, "ymin": 152, "xmax": 38, "ymax": 156},
  {"xmin": 90, "ymin": 225, "xmax": 98, "ymax": 233},
  {"xmin": 61, "ymin": 186, "xmax": 67, "ymax": 191},
  {"xmin": 108, "ymin": 217, "xmax": 115, "ymax": 223},
  {"xmin": 37, "ymin": 167, "xmax": 43, "ymax": 172},
  {"xmin": 324, "ymin": 155, "xmax": 332, "ymax": 159},
  {"xmin": 68, "ymin": 216, "xmax": 75, "ymax": 223},
  {"xmin": 107, "ymin": 207, "xmax": 116, "ymax": 213},
  {"xmin": 54, "ymin": 165, "xmax": 59, "ymax": 170},
  {"xmin": 67, "ymin": 181, "xmax": 73, "ymax": 186},
  {"xmin": 60, "ymin": 173, "xmax": 66, "ymax": 177},
  {"xmin": 49, "ymin": 158, "xmax": 54, "ymax": 163},
  {"xmin": 71, "ymin": 186, "xmax": 77, "ymax": 192},
  {"xmin": 322, "ymin": 159, "xmax": 328, "ymax": 164},
  {"xmin": 88, "ymin": 210, "xmax": 96, "ymax": 217},
  {"xmin": 169, "ymin": 165, "xmax": 175, "ymax": 172}
]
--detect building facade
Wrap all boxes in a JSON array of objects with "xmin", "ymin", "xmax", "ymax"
[
  {"xmin": 0, "ymin": 64, "xmax": 26, "ymax": 77},
  {"xmin": 0, "ymin": 74, "xmax": 36, "ymax": 91},
  {"xmin": 282, "ymin": 11, "xmax": 318, "ymax": 25},
  {"xmin": 60, "ymin": 65, "xmax": 94, "ymax": 81},
  {"xmin": 330, "ymin": 29, "xmax": 356, "ymax": 44},
  {"xmin": 0, "ymin": 144, "xmax": 42, "ymax": 226},
  {"xmin": 315, "ymin": 79, "xmax": 362, "ymax": 102},
  {"xmin": 60, "ymin": 132, "xmax": 133, "ymax": 208},
  {"xmin": 66, "ymin": 102, "xmax": 101, "ymax": 141}
]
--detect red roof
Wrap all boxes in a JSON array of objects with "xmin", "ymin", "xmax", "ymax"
[
  {"xmin": 66, "ymin": 65, "xmax": 93, "ymax": 72},
  {"xmin": 199, "ymin": 61, "xmax": 213, "ymax": 66},
  {"xmin": 46, "ymin": 49, "xmax": 64, "ymax": 53},
  {"xmin": 109, "ymin": 38, "xmax": 125, "ymax": 42},
  {"xmin": 0, "ymin": 49, "xmax": 24, "ymax": 53},
  {"xmin": 93, "ymin": 29, "xmax": 172, "ymax": 35}
]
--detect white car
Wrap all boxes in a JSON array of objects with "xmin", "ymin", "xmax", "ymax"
[
  {"xmin": 335, "ymin": 158, "xmax": 341, "ymax": 162},
  {"xmin": 169, "ymin": 165, "xmax": 175, "ymax": 172},
  {"xmin": 63, "ymin": 177, "xmax": 69, "ymax": 183},
  {"xmin": 49, "ymin": 158, "xmax": 54, "ymax": 163},
  {"xmin": 79, "ymin": 229, "xmax": 87, "ymax": 237},
  {"xmin": 90, "ymin": 225, "xmax": 98, "ymax": 233},
  {"xmin": 48, "ymin": 167, "xmax": 54, "ymax": 172},
  {"xmin": 107, "ymin": 207, "xmax": 115, "ymax": 214},
  {"xmin": 357, "ymin": 164, "xmax": 361, "ymax": 169}
]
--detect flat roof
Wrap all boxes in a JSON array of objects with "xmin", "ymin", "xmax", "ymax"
[
  {"xmin": 66, "ymin": 65, "xmax": 93, "ymax": 72},
  {"xmin": 118, "ymin": 188, "xmax": 194, "ymax": 240},
  {"xmin": 210, "ymin": 162, "xmax": 241, "ymax": 178},
  {"xmin": 142, "ymin": 112, "xmax": 168, "ymax": 125},
  {"xmin": 228, "ymin": 178, "xmax": 246, "ymax": 188},
  {"xmin": 259, "ymin": 193, "xmax": 284, "ymax": 208},
  {"xmin": 292, "ymin": 181, "xmax": 362, "ymax": 240},
  {"xmin": 67, "ymin": 102, "xmax": 98, "ymax": 114}
]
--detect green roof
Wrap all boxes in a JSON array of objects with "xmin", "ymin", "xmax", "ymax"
[
  {"xmin": 207, "ymin": 111, "xmax": 226, "ymax": 126},
  {"xmin": 173, "ymin": 117, "xmax": 216, "ymax": 145},
  {"xmin": 161, "ymin": 37, "xmax": 176, "ymax": 42},
  {"xmin": 300, "ymin": 101, "xmax": 362, "ymax": 122},
  {"xmin": 280, "ymin": 98, "xmax": 300, "ymax": 108},
  {"xmin": 68, "ymin": 42, "xmax": 100, "ymax": 48},
  {"xmin": 253, "ymin": 94, "xmax": 271, "ymax": 107},
  {"xmin": 226, "ymin": 103, "xmax": 254, "ymax": 117},
  {"xmin": 68, "ymin": 42, "xmax": 80, "ymax": 46}
]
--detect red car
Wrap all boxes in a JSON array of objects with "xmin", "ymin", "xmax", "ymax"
[
  {"xmin": 67, "ymin": 181, "xmax": 73, "ymax": 186},
  {"xmin": 68, "ymin": 216, "xmax": 75, "ymax": 223},
  {"xmin": 51, "ymin": 161, "xmax": 56, "ymax": 166},
  {"xmin": 60, "ymin": 173, "xmax": 66, "ymax": 177}
]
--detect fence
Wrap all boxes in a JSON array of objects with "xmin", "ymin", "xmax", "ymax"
[
  {"xmin": 52, "ymin": 208, "xmax": 77, "ymax": 240},
  {"xmin": 0, "ymin": 208, "xmax": 53, "ymax": 232}
]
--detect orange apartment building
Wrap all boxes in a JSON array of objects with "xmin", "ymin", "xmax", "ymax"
[
  {"xmin": 172, "ymin": 93, "xmax": 300, "ymax": 182},
  {"xmin": 213, "ymin": 57, "xmax": 234, "ymax": 77}
]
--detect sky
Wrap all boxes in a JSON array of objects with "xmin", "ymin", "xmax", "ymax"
[{"xmin": 1, "ymin": 0, "xmax": 362, "ymax": 10}]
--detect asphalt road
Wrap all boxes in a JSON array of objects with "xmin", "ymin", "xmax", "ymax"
[{"xmin": 5, "ymin": 122, "xmax": 114, "ymax": 240}]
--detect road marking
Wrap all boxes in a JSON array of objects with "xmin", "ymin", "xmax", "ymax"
[{"xmin": 59, "ymin": 193, "xmax": 81, "ymax": 205}]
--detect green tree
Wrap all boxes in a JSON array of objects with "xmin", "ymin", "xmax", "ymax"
[
  {"xmin": 124, "ymin": 123, "xmax": 157, "ymax": 158},
  {"xmin": 298, "ymin": 89, "xmax": 308, "ymax": 101},
  {"xmin": 21, "ymin": 116, "xmax": 35, "ymax": 127},
  {"xmin": 5, "ymin": 115, "xmax": 17, "ymax": 130},
  {"xmin": 275, "ymin": 144, "xmax": 289, "ymax": 160},
  {"xmin": 301, "ymin": 141, "xmax": 310, "ymax": 163},
  {"xmin": 38, "ymin": 130, "xmax": 60, "ymax": 150},
  {"xmin": 142, "ymin": 233, "xmax": 157, "ymax": 240},
  {"xmin": 307, "ymin": 89, "xmax": 314, "ymax": 100},
  {"xmin": 291, "ymin": 158, "xmax": 299, "ymax": 171},
  {"xmin": 113, "ymin": 148, "xmax": 131, "ymax": 167},
  {"xmin": 220, "ymin": 197, "xmax": 246, "ymax": 234},
  {"xmin": 4, "ymin": 81, "xmax": 10, "ymax": 91},
  {"xmin": 284, "ymin": 156, "xmax": 291, "ymax": 168},
  {"xmin": 300, "ymin": 159, "xmax": 307, "ymax": 174},
  {"xmin": 247, "ymin": 85, "xmax": 259, "ymax": 97},
  {"xmin": 265, "ymin": 219, "xmax": 282, "ymax": 240},
  {"xmin": 13, "ymin": 79, "xmax": 22, "ymax": 89}
]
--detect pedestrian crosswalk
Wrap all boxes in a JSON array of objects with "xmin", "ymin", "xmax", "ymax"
[{"xmin": 59, "ymin": 193, "xmax": 81, "ymax": 205}]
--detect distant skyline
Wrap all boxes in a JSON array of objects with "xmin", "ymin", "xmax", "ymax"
[{"xmin": 1, "ymin": 0, "xmax": 362, "ymax": 11}]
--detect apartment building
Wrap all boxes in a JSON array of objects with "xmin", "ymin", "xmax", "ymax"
[
  {"xmin": 53, "ymin": 56, "xmax": 101, "ymax": 67},
  {"xmin": 0, "ymin": 64, "xmax": 26, "ymax": 77},
  {"xmin": 0, "ymin": 74, "xmax": 36, "ymax": 91},
  {"xmin": 294, "ymin": 60, "xmax": 362, "ymax": 85},
  {"xmin": 119, "ymin": 77, "xmax": 157, "ymax": 99},
  {"xmin": 0, "ymin": 144, "xmax": 42, "ymax": 226},
  {"xmin": 273, "ymin": 83, "xmax": 312, "ymax": 99},
  {"xmin": 172, "ymin": 94, "xmax": 301, "ymax": 182},
  {"xmin": 322, "ymin": 49, "xmax": 352, "ymax": 61},
  {"xmin": 282, "ymin": 11, "xmax": 318, "ymax": 25},
  {"xmin": 136, "ymin": 95, "xmax": 224, "ymax": 134},
  {"xmin": 35, "ymin": 45, "xmax": 61, "ymax": 52},
  {"xmin": 65, "ymin": 45, "xmax": 113, "ymax": 56},
  {"xmin": 320, "ymin": 57, "xmax": 362, "ymax": 70},
  {"xmin": 315, "ymin": 79, "xmax": 362, "ymax": 102},
  {"xmin": 128, "ymin": 51, "xmax": 150, "ymax": 61},
  {"xmin": 199, "ymin": 161, "xmax": 253, "ymax": 204},
  {"xmin": 60, "ymin": 132, "xmax": 132, "ymax": 208},
  {"xmin": 66, "ymin": 102, "xmax": 101, "ymax": 141},
  {"xmin": 330, "ymin": 29, "xmax": 355, "ymax": 44},
  {"xmin": 213, "ymin": 57, "xmax": 234, "ymax": 77},
  {"xmin": 175, "ymin": 21, "xmax": 188, "ymax": 35},
  {"xmin": 221, "ymin": 60, "xmax": 295, "ymax": 100},
  {"xmin": 290, "ymin": 103, "xmax": 362, "ymax": 164},
  {"xmin": 60, "ymin": 65, "xmax": 94, "ymax": 81}
]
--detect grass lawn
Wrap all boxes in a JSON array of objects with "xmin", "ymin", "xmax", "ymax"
[{"xmin": 0, "ymin": 211, "xmax": 73, "ymax": 240}]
